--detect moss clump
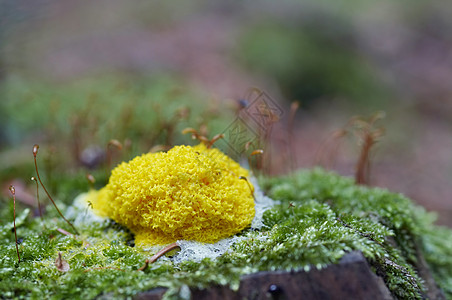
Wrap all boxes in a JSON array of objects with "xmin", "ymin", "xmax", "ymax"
[
  {"xmin": 259, "ymin": 168, "xmax": 452, "ymax": 299},
  {"xmin": 0, "ymin": 168, "xmax": 451, "ymax": 299}
]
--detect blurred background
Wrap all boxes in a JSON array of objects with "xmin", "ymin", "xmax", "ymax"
[{"xmin": 1, "ymin": 0, "xmax": 451, "ymax": 226}]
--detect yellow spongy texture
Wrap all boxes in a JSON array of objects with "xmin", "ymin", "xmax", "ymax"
[{"xmin": 88, "ymin": 144, "xmax": 255, "ymax": 246}]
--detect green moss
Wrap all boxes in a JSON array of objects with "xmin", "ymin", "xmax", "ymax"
[
  {"xmin": 421, "ymin": 222, "xmax": 452, "ymax": 297},
  {"xmin": 260, "ymin": 168, "xmax": 452, "ymax": 299},
  {"xmin": 0, "ymin": 168, "xmax": 451, "ymax": 299}
]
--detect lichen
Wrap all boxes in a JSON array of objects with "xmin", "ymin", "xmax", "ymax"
[{"xmin": 86, "ymin": 143, "xmax": 255, "ymax": 246}]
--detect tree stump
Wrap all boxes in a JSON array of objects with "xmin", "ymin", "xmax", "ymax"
[{"xmin": 135, "ymin": 251, "xmax": 394, "ymax": 300}]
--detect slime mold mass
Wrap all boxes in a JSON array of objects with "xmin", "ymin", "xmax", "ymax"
[{"xmin": 87, "ymin": 144, "xmax": 255, "ymax": 246}]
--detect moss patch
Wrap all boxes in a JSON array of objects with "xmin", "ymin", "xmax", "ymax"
[{"xmin": 0, "ymin": 168, "xmax": 451, "ymax": 299}]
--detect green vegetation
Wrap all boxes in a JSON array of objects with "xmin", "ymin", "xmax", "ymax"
[
  {"xmin": 237, "ymin": 22, "xmax": 390, "ymax": 110},
  {"xmin": 260, "ymin": 168, "xmax": 452, "ymax": 299},
  {"xmin": 0, "ymin": 75, "xmax": 233, "ymax": 185},
  {"xmin": 2, "ymin": 2, "xmax": 452, "ymax": 298},
  {"xmin": 1, "ymin": 168, "xmax": 451, "ymax": 299},
  {"xmin": 0, "ymin": 75, "xmax": 450, "ymax": 299}
]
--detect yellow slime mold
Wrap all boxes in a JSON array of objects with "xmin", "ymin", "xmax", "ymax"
[{"xmin": 87, "ymin": 144, "xmax": 255, "ymax": 247}]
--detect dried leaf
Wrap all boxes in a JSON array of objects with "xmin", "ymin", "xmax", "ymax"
[{"xmin": 55, "ymin": 252, "xmax": 70, "ymax": 272}]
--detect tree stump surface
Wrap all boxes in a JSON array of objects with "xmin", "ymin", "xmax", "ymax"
[{"xmin": 134, "ymin": 251, "xmax": 394, "ymax": 300}]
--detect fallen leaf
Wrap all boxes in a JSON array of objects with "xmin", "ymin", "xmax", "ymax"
[{"xmin": 55, "ymin": 252, "xmax": 70, "ymax": 272}]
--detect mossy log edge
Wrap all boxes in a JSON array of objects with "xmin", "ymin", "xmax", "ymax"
[{"xmin": 135, "ymin": 251, "xmax": 394, "ymax": 300}]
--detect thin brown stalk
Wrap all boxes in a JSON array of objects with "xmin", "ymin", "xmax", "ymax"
[
  {"xmin": 33, "ymin": 144, "xmax": 79, "ymax": 235},
  {"xmin": 137, "ymin": 259, "xmax": 150, "ymax": 271},
  {"xmin": 239, "ymin": 176, "xmax": 255, "ymax": 200},
  {"xmin": 351, "ymin": 113, "xmax": 385, "ymax": 185},
  {"xmin": 182, "ymin": 128, "xmax": 224, "ymax": 148},
  {"xmin": 247, "ymin": 150, "xmax": 264, "ymax": 174},
  {"xmin": 150, "ymin": 242, "xmax": 180, "ymax": 263},
  {"xmin": 207, "ymin": 133, "xmax": 224, "ymax": 148},
  {"xmin": 9, "ymin": 185, "xmax": 20, "ymax": 263},
  {"xmin": 355, "ymin": 134, "xmax": 374, "ymax": 185},
  {"xmin": 30, "ymin": 176, "xmax": 44, "ymax": 223}
]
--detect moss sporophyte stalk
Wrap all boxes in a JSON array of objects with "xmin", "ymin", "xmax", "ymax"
[{"xmin": 85, "ymin": 143, "xmax": 255, "ymax": 246}]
